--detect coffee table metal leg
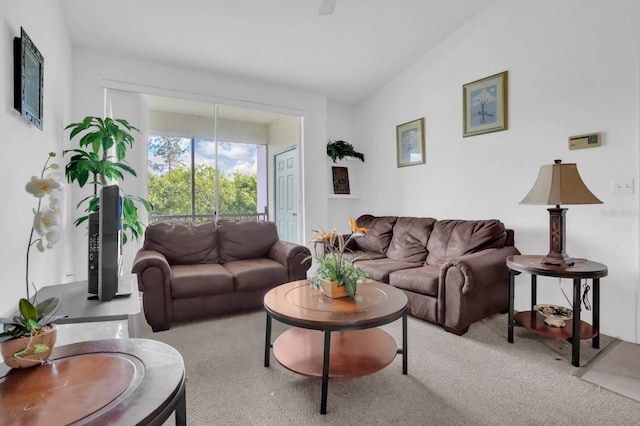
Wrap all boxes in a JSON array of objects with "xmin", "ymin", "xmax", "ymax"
[
  {"xmin": 320, "ymin": 330, "xmax": 332, "ymax": 415},
  {"xmin": 174, "ymin": 383, "xmax": 187, "ymax": 426},
  {"xmin": 264, "ymin": 313, "xmax": 272, "ymax": 367}
]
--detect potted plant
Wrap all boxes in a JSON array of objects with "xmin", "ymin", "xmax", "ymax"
[
  {"xmin": 305, "ymin": 218, "xmax": 369, "ymax": 298},
  {"xmin": 326, "ymin": 140, "xmax": 365, "ymax": 163},
  {"xmin": 4, "ymin": 152, "xmax": 65, "ymax": 369},
  {"xmin": 0, "ymin": 296, "xmax": 64, "ymax": 368},
  {"xmin": 64, "ymin": 116, "xmax": 152, "ymax": 244}
]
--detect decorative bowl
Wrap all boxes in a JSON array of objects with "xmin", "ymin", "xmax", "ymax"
[{"xmin": 534, "ymin": 304, "xmax": 573, "ymax": 328}]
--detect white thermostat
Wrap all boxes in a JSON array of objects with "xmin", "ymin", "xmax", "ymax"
[{"xmin": 569, "ymin": 132, "xmax": 601, "ymax": 150}]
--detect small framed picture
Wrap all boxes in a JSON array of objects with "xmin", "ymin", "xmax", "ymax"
[
  {"xmin": 396, "ymin": 118, "xmax": 425, "ymax": 167},
  {"xmin": 463, "ymin": 71, "xmax": 508, "ymax": 137},
  {"xmin": 331, "ymin": 166, "xmax": 350, "ymax": 194}
]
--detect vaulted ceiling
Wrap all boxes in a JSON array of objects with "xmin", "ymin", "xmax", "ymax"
[{"xmin": 60, "ymin": 0, "xmax": 494, "ymax": 105}]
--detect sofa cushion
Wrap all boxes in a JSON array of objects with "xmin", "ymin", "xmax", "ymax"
[
  {"xmin": 386, "ymin": 217, "xmax": 436, "ymax": 263},
  {"xmin": 426, "ymin": 219, "xmax": 508, "ymax": 266},
  {"xmin": 144, "ymin": 221, "xmax": 219, "ymax": 265},
  {"xmin": 353, "ymin": 215, "xmax": 398, "ymax": 255},
  {"xmin": 170, "ymin": 264, "xmax": 233, "ymax": 298},
  {"xmin": 342, "ymin": 250, "xmax": 386, "ymax": 262},
  {"xmin": 223, "ymin": 259, "xmax": 288, "ymax": 291},
  {"xmin": 355, "ymin": 258, "xmax": 423, "ymax": 283},
  {"xmin": 218, "ymin": 220, "xmax": 279, "ymax": 263},
  {"xmin": 389, "ymin": 265, "xmax": 440, "ymax": 297}
]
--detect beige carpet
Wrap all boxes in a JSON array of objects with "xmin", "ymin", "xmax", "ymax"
[
  {"xmin": 141, "ymin": 310, "xmax": 640, "ymax": 425},
  {"xmin": 577, "ymin": 340, "xmax": 640, "ymax": 403}
]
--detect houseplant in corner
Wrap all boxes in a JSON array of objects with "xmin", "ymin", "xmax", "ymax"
[
  {"xmin": 305, "ymin": 218, "xmax": 369, "ymax": 298},
  {"xmin": 64, "ymin": 116, "xmax": 152, "ymax": 244}
]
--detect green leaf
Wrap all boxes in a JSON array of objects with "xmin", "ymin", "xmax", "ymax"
[
  {"xmin": 18, "ymin": 299, "xmax": 38, "ymax": 322},
  {"xmin": 31, "ymin": 343, "xmax": 50, "ymax": 354},
  {"xmin": 36, "ymin": 297, "xmax": 61, "ymax": 318},
  {"xmin": 102, "ymin": 135, "xmax": 114, "ymax": 152},
  {"xmin": 25, "ymin": 318, "xmax": 40, "ymax": 331}
]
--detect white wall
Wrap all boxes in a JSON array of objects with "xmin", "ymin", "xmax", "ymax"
[
  {"xmin": 353, "ymin": 0, "xmax": 640, "ymax": 342},
  {"xmin": 67, "ymin": 49, "xmax": 328, "ymax": 279},
  {"xmin": 0, "ymin": 2, "xmax": 72, "ymax": 316},
  {"xmin": 326, "ymin": 101, "xmax": 366, "ymax": 232}
]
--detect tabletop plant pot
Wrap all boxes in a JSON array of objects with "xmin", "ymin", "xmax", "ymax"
[
  {"xmin": 1, "ymin": 324, "xmax": 57, "ymax": 369},
  {"xmin": 319, "ymin": 278, "xmax": 350, "ymax": 298},
  {"xmin": 0, "ymin": 296, "xmax": 63, "ymax": 369}
]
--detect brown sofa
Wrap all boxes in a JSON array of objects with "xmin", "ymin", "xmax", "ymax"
[
  {"xmin": 132, "ymin": 220, "xmax": 311, "ymax": 331},
  {"xmin": 345, "ymin": 215, "xmax": 520, "ymax": 335}
]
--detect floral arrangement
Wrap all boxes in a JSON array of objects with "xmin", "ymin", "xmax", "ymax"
[
  {"xmin": 25, "ymin": 152, "xmax": 63, "ymax": 299},
  {"xmin": 305, "ymin": 218, "xmax": 369, "ymax": 297}
]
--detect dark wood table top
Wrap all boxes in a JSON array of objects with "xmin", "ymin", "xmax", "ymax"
[
  {"xmin": 264, "ymin": 280, "xmax": 408, "ymax": 330},
  {"xmin": 0, "ymin": 338, "xmax": 184, "ymax": 425},
  {"xmin": 507, "ymin": 255, "xmax": 608, "ymax": 279}
]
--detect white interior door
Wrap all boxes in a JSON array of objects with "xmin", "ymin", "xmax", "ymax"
[{"xmin": 274, "ymin": 147, "xmax": 298, "ymax": 243}]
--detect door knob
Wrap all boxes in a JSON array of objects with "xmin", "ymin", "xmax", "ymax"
[{"xmin": 292, "ymin": 212, "xmax": 297, "ymax": 216}]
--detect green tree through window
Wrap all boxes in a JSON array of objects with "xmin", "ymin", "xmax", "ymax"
[{"xmin": 148, "ymin": 135, "xmax": 258, "ymax": 220}]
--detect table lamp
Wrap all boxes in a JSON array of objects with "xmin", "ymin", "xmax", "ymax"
[{"xmin": 520, "ymin": 159, "xmax": 602, "ymax": 266}]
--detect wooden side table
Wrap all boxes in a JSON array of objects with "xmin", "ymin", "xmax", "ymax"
[{"xmin": 506, "ymin": 255, "xmax": 608, "ymax": 367}]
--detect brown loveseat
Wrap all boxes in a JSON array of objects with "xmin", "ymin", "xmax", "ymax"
[
  {"xmin": 132, "ymin": 220, "xmax": 311, "ymax": 331},
  {"xmin": 345, "ymin": 215, "xmax": 520, "ymax": 335}
]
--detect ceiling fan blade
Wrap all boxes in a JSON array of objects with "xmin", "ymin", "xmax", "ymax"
[{"xmin": 318, "ymin": 0, "xmax": 337, "ymax": 15}]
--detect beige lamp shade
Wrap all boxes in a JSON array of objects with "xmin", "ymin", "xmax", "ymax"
[{"xmin": 520, "ymin": 160, "xmax": 602, "ymax": 206}]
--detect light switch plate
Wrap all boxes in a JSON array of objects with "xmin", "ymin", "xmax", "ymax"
[
  {"xmin": 612, "ymin": 177, "xmax": 634, "ymax": 194},
  {"xmin": 569, "ymin": 132, "xmax": 601, "ymax": 150}
]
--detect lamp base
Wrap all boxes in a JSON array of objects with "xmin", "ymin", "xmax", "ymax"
[
  {"xmin": 542, "ymin": 207, "xmax": 574, "ymax": 267},
  {"xmin": 541, "ymin": 254, "xmax": 575, "ymax": 267}
]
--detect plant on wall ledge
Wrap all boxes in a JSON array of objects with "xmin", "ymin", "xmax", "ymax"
[
  {"xmin": 326, "ymin": 140, "xmax": 365, "ymax": 163},
  {"xmin": 64, "ymin": 116, "xmax": 152, "ymax": 244}
]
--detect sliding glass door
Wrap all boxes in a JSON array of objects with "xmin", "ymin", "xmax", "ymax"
[{"xmin": 145, "ymin": 96, "xmax": 297, "ymax": 228}]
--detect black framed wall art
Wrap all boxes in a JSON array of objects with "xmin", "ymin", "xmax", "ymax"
[{"xmin": 14, "ymin": 27, "xmax": 44, "ymax": 130}]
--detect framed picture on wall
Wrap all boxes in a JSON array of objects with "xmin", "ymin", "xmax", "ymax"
[
  {"xmin": 396, "ymin": 118, "xmax": 425, "ymax": 167},
  {"xmin": 332, "ymin": 166, "xmax": 350, "ymax": 194},
  {"xmin": 463, "ymin": 71, "xmax": 508, "ymax": 137},
  {"xmin": 14, "ymin": 27, "xmax": 44, "ymax": 130}
]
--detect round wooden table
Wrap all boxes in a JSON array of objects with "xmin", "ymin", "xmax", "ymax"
[
  {"xmin": 0, "ymin": 338, "xmax": 186, "ymax": 425},
  {"xmin": 263, "ymin": 280, "xmax": 408, "ymax": 414}
]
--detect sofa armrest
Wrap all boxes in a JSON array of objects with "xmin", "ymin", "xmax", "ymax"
[
  {"xmin": 269, "ymin": 240, "xmax": 312, "ymax": 280},
  {"xmin": 440, "ymin": 246, "xmax": 521, "ymax": 295},
  {"xmin": 131, "ymin": 249, "xmax": 171, "ymax": 292},
  {"xmin": 131, "ymin": 249, "xmax": 174, "ymax": 331}
]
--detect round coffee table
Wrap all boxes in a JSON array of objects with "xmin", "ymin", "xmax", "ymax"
[
  {"xmin": 0, "ymin": 338, "xmax": 186, "ymax": 425},
  {"xmin": 263, "ymin": 280, "xmax": 408, "ymax": 414}
]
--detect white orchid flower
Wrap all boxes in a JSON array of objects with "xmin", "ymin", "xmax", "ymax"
[
  {"xmin": 48, "ymin": 197, "xmax": 62, "ymax": 213},
  {"xmin": 33, "ymin": 209, "xmax": 61, "ymax": 236},
  {"xmin": 45, "ymin": 230, "xmax": 60, "ymax": 248},
  {"xmin": 25, "ymin": 176, "xmax": 61, "ymax": 198}
]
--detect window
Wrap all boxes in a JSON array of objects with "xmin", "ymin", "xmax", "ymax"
[{"xmin": 147, "ymin": 135, "xmax": 266, "ymax": 222}]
